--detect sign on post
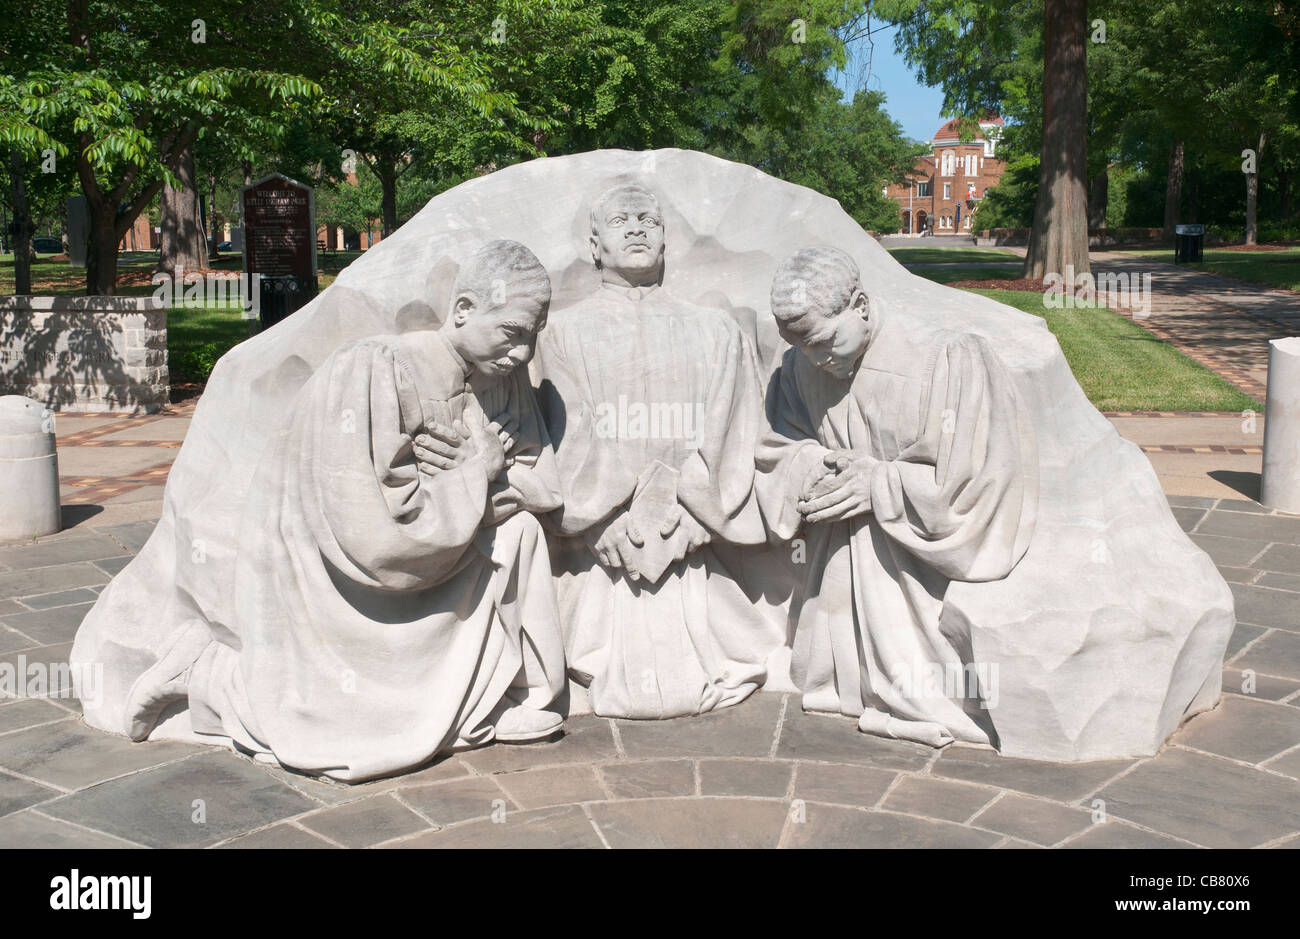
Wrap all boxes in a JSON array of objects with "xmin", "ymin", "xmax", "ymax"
[{"xmin": 240, "ymin": 173, "xmax": 318, "ymax": 330}]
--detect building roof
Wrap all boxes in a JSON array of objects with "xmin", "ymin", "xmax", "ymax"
[{"xmin": 931, "ymin": 115, "xmax": 1003, "ymax": 144}]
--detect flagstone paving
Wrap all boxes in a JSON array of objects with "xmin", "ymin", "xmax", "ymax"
[{"xmin": 0, "ymin": 497, "xmax": 1296, "ymax": 849}]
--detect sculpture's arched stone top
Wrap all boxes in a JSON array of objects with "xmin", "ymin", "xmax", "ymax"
[{"xmin": 329, "ymin": 148, "xmax": 1057, "ymax": 370}]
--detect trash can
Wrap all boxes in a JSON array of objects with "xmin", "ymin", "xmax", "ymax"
[
  {"xmin": 0, "ymin": 396, "xmax": 61, "ymax": 541},
  {"xmin": 1174, "ymin": 223, "xmax": 1205, "ymax": 264}
]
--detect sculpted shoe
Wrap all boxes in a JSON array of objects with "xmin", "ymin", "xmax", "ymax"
[{"xmin": 494, "ymin": 705, "xmax": 563, "ymax": 743}]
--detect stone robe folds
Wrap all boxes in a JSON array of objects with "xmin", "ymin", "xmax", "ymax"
[
  {"xmin": 536, "ymin": 284, "xmax": 782, "ymax": 719},
  {"xmin": 757, "ymin": 306, "xmax": 1038, "ymax": 744},
  {"xmin": 118, "ymin": 330, "xmax": 563, "ymax": 782}
]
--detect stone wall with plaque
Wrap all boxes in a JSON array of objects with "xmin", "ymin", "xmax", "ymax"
[{"xmin": 0, "ymin": 296, "xmax": 168, "ymax": 412}]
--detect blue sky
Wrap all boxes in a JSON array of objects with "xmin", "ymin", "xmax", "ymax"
[{"xmin": 833, "ymin": 24, "xmax": 948, "ymax": 144}]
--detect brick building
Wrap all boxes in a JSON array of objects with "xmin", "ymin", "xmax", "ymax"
[{"xmin": 885, "ymin": 117, "xmax": 1006, "ymax": 235}]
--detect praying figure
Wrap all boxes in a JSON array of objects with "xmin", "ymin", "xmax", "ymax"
[
  {"xmin": 72, "ymin": 240, "xmax": 568, "ymax": 782},
  {"xmin": 533, "ymin": 183, "xmax": 781, "ymax": 719},
  {"xmin": 756, "ymin": 246, "xmax": 1038, "ymax": 747}
]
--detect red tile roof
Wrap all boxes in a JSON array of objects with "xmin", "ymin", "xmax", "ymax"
[{"xmin": 932, "ymin": 115, "xmax": 1003, "ymax": 143}]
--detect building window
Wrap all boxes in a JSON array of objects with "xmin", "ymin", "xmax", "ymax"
[
  {"xmin": 965, "ymin": 154, "xmax": 976, "ymax": 176},
  {"xmin": 917, "ymin": 181, "xmax": 931, "ymax": 197},
  {"xmin": 964, "ymin": 215, "xmax": 972, "ymax": 229},
  {"xmin": 941, "ymin": 149, "xmax": 955, "ymax": 176},
  {"xmin": 943, "ymin": 182, "xmax": 951, "ymax": 200}
]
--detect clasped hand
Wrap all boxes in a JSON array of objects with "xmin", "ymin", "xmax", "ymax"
[
  {"xmin": 586, "ymin": 504, "xmax": 711, "ymax": 580},
  {"xmin": 798, "ymin": 451, "xmax": 877, "ymax": 525},
  {"xmin": 412, "ymin": 412, "xmax": 517, "ymax": 482}
]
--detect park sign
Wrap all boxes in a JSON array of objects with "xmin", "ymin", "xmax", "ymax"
[{"xmin": 240, "ymin": 173, "xmax": 318, "ymax": 329}]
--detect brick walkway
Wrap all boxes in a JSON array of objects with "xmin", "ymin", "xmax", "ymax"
[
  {"xmin": 902, "ymin": 250, "xmax": 1295, "ymax": 499},
  {"xmin": 1083, "ymin": 255, "xmax": 1297, "ymax": 498},
  {"xmin": 1072, "ymin": 252, "xmax": 1300, "ymax": 403},
  {"xmin": 0, "ymin": 498, "xmax": 1296, "ymax": 848},
  {"xmin": 49, "ymin": 400, "xmax": 194, "ymax": 510}
]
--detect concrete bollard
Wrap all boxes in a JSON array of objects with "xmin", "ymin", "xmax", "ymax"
[
  {"xmin": 0, "ymin": 396, "xmax": 61, "ymax": 540},
  {"xmin": 1262, "ymin": 337, "xmax": 1300, "ymax": 515}
]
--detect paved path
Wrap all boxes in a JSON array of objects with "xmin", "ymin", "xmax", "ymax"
[
  {"xmin": 1090, "ymin": 252, "xmax": 1300, "ymax": 402},
  {"xmin": 891, "ymin": 248, "xmax": 1297, "ymax": 498},
  {"xmin": 50, "ymin": 400, "xmax": 193, "ymax": 527},
  {"xmin": 0, "ymin": 498, "xmax": 1296, "ymax": 848},
  {"xmin": 895, "ymin": 246, "xmax": 1300, "ymax": 403}
]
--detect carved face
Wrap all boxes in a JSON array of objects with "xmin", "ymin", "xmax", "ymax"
[
  {"xmin": 448, "ymin": 291, "xmax": 548, "ymax": 378},
  {"xmin": 590, "ymin": 190, "xmax": 665, "ymax": 283},
  {"xmin": 778, "ymin": 290, "xmax": 871, "ymax": 380}
]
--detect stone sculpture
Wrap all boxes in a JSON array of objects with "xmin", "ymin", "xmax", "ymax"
[
  {"xmin": 69, "ymin": 149, "xmax": 1234, "ymax": 779},
  {"xmin": 758, "ymin": 245, "xmax": 1232, "ymax": 758},
  {"xmin": 72, "ymin": 241, "xmax": 568, "ymax": 781},
  {"xmin": 533, "ymin": 183, "xmax": 783, "ymax": 719},
  {"xmin": 757, "ymin": 246, "xmax": 1037, "ymax": 748}
]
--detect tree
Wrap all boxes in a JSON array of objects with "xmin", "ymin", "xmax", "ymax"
[
  {"xmin": 158, "ymin": 146, "xmax": 208, "ymax": 274},
  {"xmin": 0, "ymin": 1, "xmax": 69, "ymax": 293},
  {"xmin": 1022, "ymin": 0, "xmax": 1089, "ymax": 279},
  {"xmin": 318, "ymin": 0, "xmax": 601, "ymax": 238},
  {"xmin": 5, "ymin": 1, "xmax": 527, "ymax": 294},
  {"xmin": 54, "ymin": 1, "xmax": 326, "ymax": 293},
  {"xmin": 316, "ymin": 163, "xmax": 382, "ymax": 243},
  {"xmin": 877, "ymin": 0, "xmax": 1096, "ymax": 277}
]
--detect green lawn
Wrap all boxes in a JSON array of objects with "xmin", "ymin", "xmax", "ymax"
[
  {"xmin": 3, "ymin": 249, "xmax": 1263, "ymax": 408},
  {"xmin": 963, "ymin": 287, "xmax": 1259, "ymax": 411},
  {"xmin": 166, "ymin": 305, "xmax": 254, "ymax": 384},
  {"xmin": 886, "ymin": 246, "xmax": 1020, "ymax": 265},
  {"xmin": 905, "ymin": 265, "xmax": 1021, "ymax": 284},
  {"xmin": 0, "ymin": 249, "xmax": 356, "ymax": 294},
  {"xmin": 0, "ymin": 250, "xmax": 360, "ymax": 385},
  {"xmin": 0, "ymin": 251, "xmax": 169, "ymax": 296},
  {"xmin": 1113, "ymin": 246, "xmax": 1300, "ymax": 292}
]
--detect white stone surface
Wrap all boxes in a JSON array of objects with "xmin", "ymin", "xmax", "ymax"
[
  {"xmin": 757, "ymin": 245, "xmax": 1233, "ymax": 759},
  {"xmin": 1261, "ymin": 336, "xmax": 1300, "ymax": 514},
  {"xmin": 533, "ymin": 183, "xmax": 784, "ymax": 719},
  {"xmin": 68, "ymin": 149, "xmax": 1232, "ymax": 775},
  {"xmin": 72, "ymin": 241, "xmax": 568, "ymax": 782},
  {"xmin": 0, "ymin": 395, "xmax": 61, "ymax": 540}
]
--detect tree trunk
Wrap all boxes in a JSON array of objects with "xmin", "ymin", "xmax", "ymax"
[
  {"xmin": 84, "ymin": 205, "xmax": 119, "ymax": 295},
  {"xmin": 1023, "ymin": 0, "xmax": 1090, "ymax": 280},
  {"xmin": 1087, "ymin": 168, "xmax": 1108, "ymax": 232},
  {"xmin": 9, "ymin": 150, "xmax": 33, "ymax": 295},
  {"xmin": 378, "ymin": 163, "xmax": 398, "ymax": 238},
  {"xmin": 1245, "ymin": 130, "xmax": 1265, "ymax": 246},
  {"xmin": 158, "ymin": 144, "xmax": 208, "ymax": 275},
  {"xmin": 208, "ymin": 172, "xmax": 221, "ymax": 258},
  {"xmin": 1280, "ymin": 168, "xmax": 1292, "ymax": 220},
  {"xmin": 1162, "ymin": 139, "xmax": 1184, "ymax": 238}
]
